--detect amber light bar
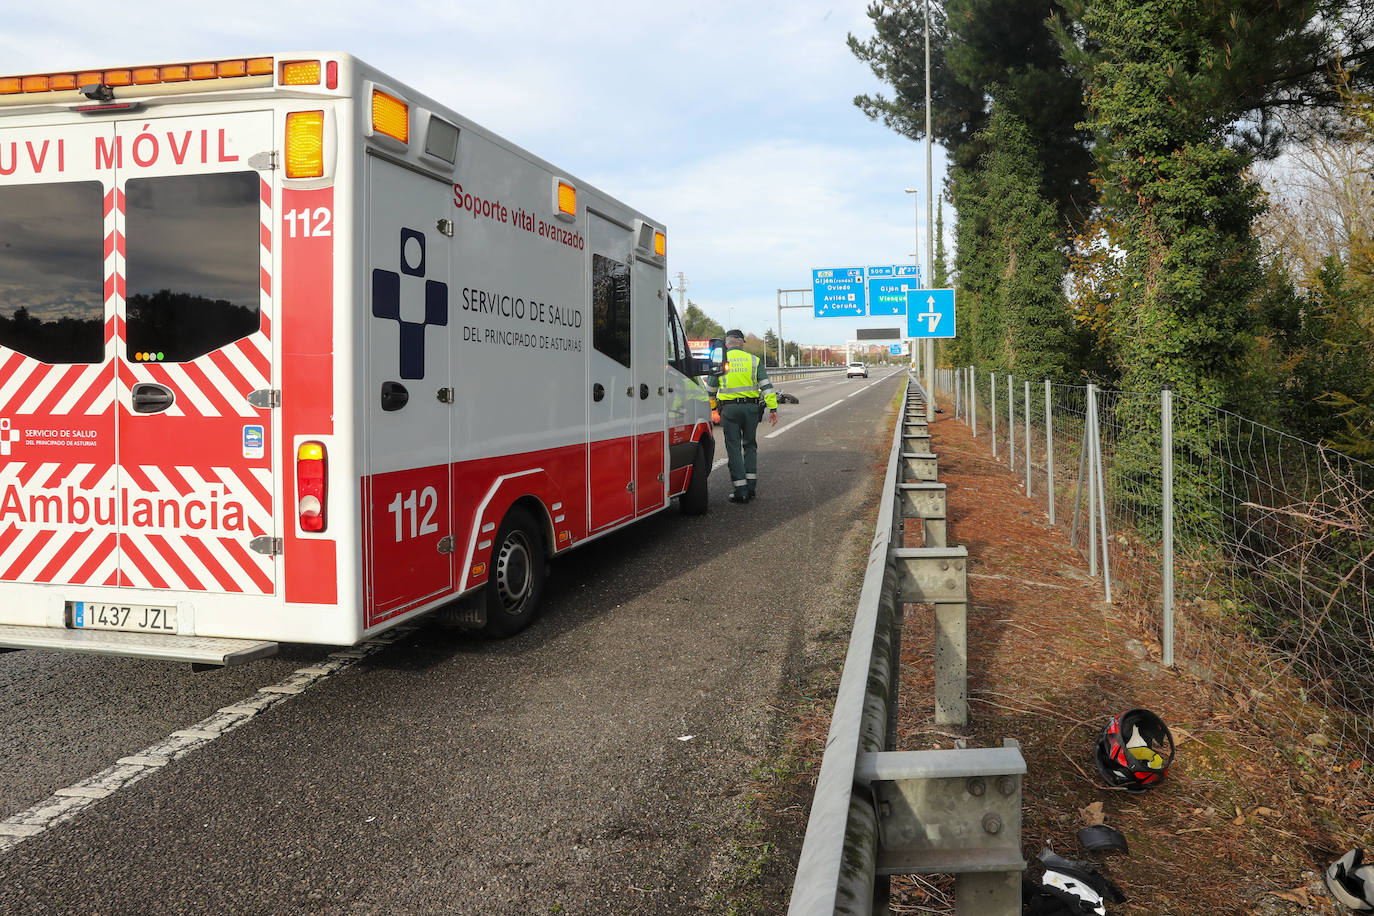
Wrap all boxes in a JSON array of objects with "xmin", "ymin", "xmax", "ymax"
[{"xmin": 0, "ymin": 57, "xmax": 274, "ymax": 96}]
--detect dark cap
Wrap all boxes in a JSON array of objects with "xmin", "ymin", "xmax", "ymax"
[{"xmin": 725, "ymin": 329, "xmax": 745, "ymax": 340}]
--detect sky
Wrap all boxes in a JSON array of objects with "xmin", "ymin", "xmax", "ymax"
[{"xmin": 2, "ymin": 0, "xmax": 950, "ymax": 347}]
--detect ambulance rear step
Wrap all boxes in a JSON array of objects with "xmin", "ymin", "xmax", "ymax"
[{"xmin": 0, "ymin": 624, "xmax": 277, "ymax": 667}]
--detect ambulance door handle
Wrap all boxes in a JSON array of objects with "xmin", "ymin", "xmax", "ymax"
[
  {"xmin": 639, "ymin": 384, "xmax": 649, "ymax": 399},
  {"xmin": 592, "ymin": 383, "xmax": 605, "ymax": 402},
  {"xmin": 131, "ymin": 382, "xmax": 174, "ymax": 414}
]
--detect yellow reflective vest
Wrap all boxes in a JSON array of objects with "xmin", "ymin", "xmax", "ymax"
[{"xmin": 708, "ymin": 348, "xmax": 778, "ymax": 410}]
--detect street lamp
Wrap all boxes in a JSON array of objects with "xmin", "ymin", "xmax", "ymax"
[{"xmin": 903, "ymin": 188, "xmax": 919, "ymax": 268}]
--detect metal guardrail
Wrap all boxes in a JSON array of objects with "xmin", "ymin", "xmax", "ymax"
[
  {"xmin": 769, "ymin": 365, "xmax": 848, "ymax": 382},
  {"xmin": 787, "ymin": 373, "xmax": 1026, "ymax": 915}
]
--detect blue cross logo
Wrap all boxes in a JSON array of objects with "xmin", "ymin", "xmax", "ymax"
[{"xmin": 372, "ymin": 227, "xmax": 448, "ymax": 379}]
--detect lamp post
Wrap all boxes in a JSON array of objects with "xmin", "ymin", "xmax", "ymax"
[{"xmin": 903, "ymin": 188, "xmax": 919, "ymax": 268}]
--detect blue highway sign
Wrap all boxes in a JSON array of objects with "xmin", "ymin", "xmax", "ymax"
[
  {"xmin": 867, "ymin": 265, "xmax": 922, "ymax": 317},
  {"xmin": 906, "ymin": 288, "xmax": 956, "ymax": 338},
  {"xmin": 812, "ymin": 267, "xmax": 866, "ymax": 317}
]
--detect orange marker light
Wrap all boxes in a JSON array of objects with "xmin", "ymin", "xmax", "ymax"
[
  {"xmin": 371, "ymin": 89, "xmax": 409, "ymax": 143},
  {"xmin": 132, "ymin": 67, "xmax": 160, "ymax": 85},
  {"xmin": 0, "ymin": 77, "xmax": 21, "ymax": 95},
  {"xmin": 21, "ymin": 76, "xmax": 49, "ymax": 92},
  {"xmin": 103, "ymin": 70, "xmax": 132, "ymax": 87},
  {"xmin": 280, "ymin": 60, "xmax": 321, "ymax": 86},
  {"xmin": 285, "ymin": 110, "xmax": 325, "ymax": 179},
  {"xmin": 50, "ymin": 74, "xmax": 77, "ymax": 91},
  {"xmin": 246, "ymin": 57, "xmax": 274, "ymax": 76},
  {"xmin": 189, "ymin": 63, "xmax": 218, "ymax": 80},
  {"xmin": 654, "ymin": 231, "xmax": 666, "ymax": 257},
  {"xmin": 557, "ymin": 181, "xmax": 576, "ymax": 217},
  {"xmin": 160, "ymin": 65, "xmax": 189, "ymax": 82},
  {"xmin": 218, "ymin": 60, "xmax": 247, "ymax": 78}
]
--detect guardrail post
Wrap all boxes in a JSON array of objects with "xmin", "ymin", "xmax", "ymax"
[
  {"xmin": 857, "ymin": 740, "xmax": 1025, "ymax": 915},
  {"xmin": 899, "ymin": 482, "xmax": 947, "ymax": 548},
  {"xmin": 1023, "ymin": 380, "xmax": 1032, "ymax": 496},
  {"xmin": 893, "ymin": 546, "xmax": 968, "ymax": 725},
  {"xmin": 902, "ymin": 452, "xmax": 938, "ymax": 482}
]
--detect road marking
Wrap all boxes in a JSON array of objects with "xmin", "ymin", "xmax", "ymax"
[
  {"xmin": 0, "ymin": 625, "xmax": 414, "ymax": 856},
  {"xmin": 765, "ymin": 398, "xmax": 846, "ymax": 439}
]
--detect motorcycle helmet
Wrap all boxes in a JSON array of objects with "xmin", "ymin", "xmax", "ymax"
[
  {"xmin": 1326, "ymin": 848, "xmax": 1374, "ymax": 911},
  {"xmin": 1094, "ymin": 708, "xmax": 1173, "ymax": 792}
]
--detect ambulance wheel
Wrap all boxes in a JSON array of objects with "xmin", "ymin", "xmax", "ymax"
[
  {"xmin": 482, "ymin": 507, "xmax": 546, "ymax": 638},
  {"xmin": 680, "ymin": 439, "xmax": 711, "ymax": 516}
]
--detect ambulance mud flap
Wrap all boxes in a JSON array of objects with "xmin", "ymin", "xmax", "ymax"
[{"xmin": 0, "ymin": 625, "xmax": 278, "ymax": 667}]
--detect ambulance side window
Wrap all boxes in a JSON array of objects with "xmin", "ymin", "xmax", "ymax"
[
  {"xmin": 666, "ymin": 300, "xmax": 690, "ymax": 374},
  {"xmin": 124, "ymin": 171, "xmax": 261, "ymax": 363},
  {"xmin": 592, "ymin": 253, "xmax": 631, "ymax": 367},
  {"xmin": 0, "ymin": 181, "xmax": 105, "ymax": 364}
]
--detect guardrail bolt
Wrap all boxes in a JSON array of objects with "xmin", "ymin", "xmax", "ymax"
[
  {"xmin": 997, "ymin": 776, "xmax": 1017, "ymax": 796},
  {"xmin": 941, "ymin": 561, "xmax": 950, "ymax": 571},
  {"xmin": 981, "ymin": 813, "xmax": 1003, "ymax": 835},
  {"xmin": 966, "ymin": 777, "xmax": 985, "ymax": 797}
]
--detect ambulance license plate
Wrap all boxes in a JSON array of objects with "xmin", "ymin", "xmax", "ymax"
[{"xmin": 68, "ymin": 601, "xmax": 177, "ymax": 634}]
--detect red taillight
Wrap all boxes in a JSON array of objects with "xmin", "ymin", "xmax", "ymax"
[{"xmin": 296, "ymin": 441, "xmax": 327, "ymax": 532}]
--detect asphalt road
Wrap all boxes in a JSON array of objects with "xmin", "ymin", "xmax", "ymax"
[{"xmin": 0, "ymin": 368, "xmax": 903, "ymax": 915}]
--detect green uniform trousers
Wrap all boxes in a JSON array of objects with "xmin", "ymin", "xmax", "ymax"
[{"xmin": 719, "ymin": 400, "xmax": 761, "ymax": 499}]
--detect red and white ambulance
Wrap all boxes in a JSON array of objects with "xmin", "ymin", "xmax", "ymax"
[{"xmin": 0, "ymin": 53, "xmax": 716, "ymax": 665}]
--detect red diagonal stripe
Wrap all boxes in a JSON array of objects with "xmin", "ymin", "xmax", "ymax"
[
  {"xmin": 0, "ymin": 522, "xmax": 21, "ymax": 555},
  {"xmin": 103, "ymin": 189, "xmax": 115, "ymax": 216},
  {"xmin": 221, "ymin": 536, "xmax": 272, "ymax": 594},
  {"xmin": 121, "ymin": 535, "xmax": 170, "ymax": 589},
  {"xmin": 2, "ymin": 528, "xmax": 55, "ymax": 581},
  {"xmin": 69, "ymin": 362, "xmax": 115, "ymax": 416},
  {"xmin": 207, "ymin": 348, "xmax": 255, "ymax": 401},
  {"xmin": 31, "ymin": 365, "xmax": 85, "ymax": 416},
  {"xmin": 179, "ymin": 360, "xmax": 238, "ymax": 418},
  {"xmin": 260, "ymin": 266, "xmax": 271, "ymax": 297},
  {"xmin": 210, "ymin": 466, "xmax": 272, "ymax": 516},
  {"xmin": 259, "ymin": 313, "xmax": 272, "ymax": 341},
  {"xmin": 260, "ymin": 221, "xmax": 272, "ymax": 253},
  {"xmin": 260, "ymin": 179, "xmax": 271, "ymax": 207},
  {"xmin": 120, "ymin": 462, "xmax": 156, "ymax": 495},
  {"xmin": 71, "ymin": 532, "xmax": 118, "ymax": 585},
  {"xmin": 116, "ymin": 188, "xmax": 125, "ymax": 213},
  {"xmin": 6, "ymin": 361, "xmax": 53, "ymax": 413},
  {"xmin": 238, "ymin": 337, "xmax": 270, "ymax": 379},
  {"xmin": 104, "ymin": 314, "xmax": 117, "ymax": 344},
  {"xmin": 184, "ymin": 536, "xmax": 241, "ymax": 592},
  {"xmin": 145, "ymin": 533, "xmax": 205, "ymax": 590},
  {"xmin": 34, "ymin": 528, "xmax": 93, "ymax": 583}
]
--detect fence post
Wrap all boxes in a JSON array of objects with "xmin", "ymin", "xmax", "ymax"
[
  {"xmin": 1162, "ymin": 388, "xmax": 1174, "ymax": 667},
  {"xmin": 1088, "ymin": 383, "xmax": 1113, "ymax": 603},
  {"xmin": 970, "ymin": 366, "xmax": 978, "ymax": 436},
  {"xmin": 1024, "ymin": 380, "xmax": 1032, "ymax": 497},
  {"xmin": 1084, "ymin": 385, "xmax": 1097, "ymax": 577},
  {"xmin": 1007, "ymin": 374, "xmax": 1015, "ymax": 473},
  {"xmin": 990, "ymin": 373, "xmax": 998, "ymax": 459},
  {"xmin": 1044, "ymin": 380, "xmax": 1055, "ymax": 526}
]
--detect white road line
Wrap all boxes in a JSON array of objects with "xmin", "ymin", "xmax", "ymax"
[
  {"xmin": 0, "ymin": 625, "xmax": 415, "ymax": 855},
  {"xmin": 765, "ymin": 397, "xmax": 845, "ymax": 439}
]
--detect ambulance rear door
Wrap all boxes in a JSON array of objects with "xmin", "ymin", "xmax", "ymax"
[
  {"xmin": 587, "ymin": 213, "xmax": 636, "ymax": 531},
  {"xmin": 629, "ymin": 222, "xmax": 666, "ymax": 516},
  {"xmin": 112, "ymin": 111, "xmax": 278, "ymax": 599}
]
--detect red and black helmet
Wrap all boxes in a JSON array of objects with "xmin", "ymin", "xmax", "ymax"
[{"xmin": 1094, "ymin": 708, "xmax": 1174, "ymax": 792}]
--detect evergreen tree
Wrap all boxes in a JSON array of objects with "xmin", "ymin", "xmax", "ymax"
[{"xmin": 850, "ymin": 0, "xmax": 1095, "ymax": 227}]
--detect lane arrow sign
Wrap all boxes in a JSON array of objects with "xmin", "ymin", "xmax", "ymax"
[{"xmin": 917, "ymin": 296, "xmax": 941, "ymax": 332}]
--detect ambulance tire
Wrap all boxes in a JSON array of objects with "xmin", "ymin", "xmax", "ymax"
[
  {"xmin": 680, "ymin": 439, "xmax": 711, "ymax": 516},
  {"xmin": 482, "ymin": 507, "xmax": 546, "ymax": 638}
]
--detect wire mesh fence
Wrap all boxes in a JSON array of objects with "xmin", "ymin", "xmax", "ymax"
[{"xmin": 937, "ymin": 366, "xmax": 1374, "ymax": 800}]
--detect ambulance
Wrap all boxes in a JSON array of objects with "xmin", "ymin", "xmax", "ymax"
[{"xmin": 0, "ymin": 53, "xmax": 717, "ymax": 665}]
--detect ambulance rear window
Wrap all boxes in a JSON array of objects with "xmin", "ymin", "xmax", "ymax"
[
  {"xmin": 0, "ymin": 181, "xmax": 105, "ymax": 364},
  {"xmin": 124, "ymin": 171, "xmax": 261, "ymax": 363}
]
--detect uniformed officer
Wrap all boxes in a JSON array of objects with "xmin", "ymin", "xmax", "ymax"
[{"xmin": 706, "ymin": 330, "xmax": 779, "ymax": 503}]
